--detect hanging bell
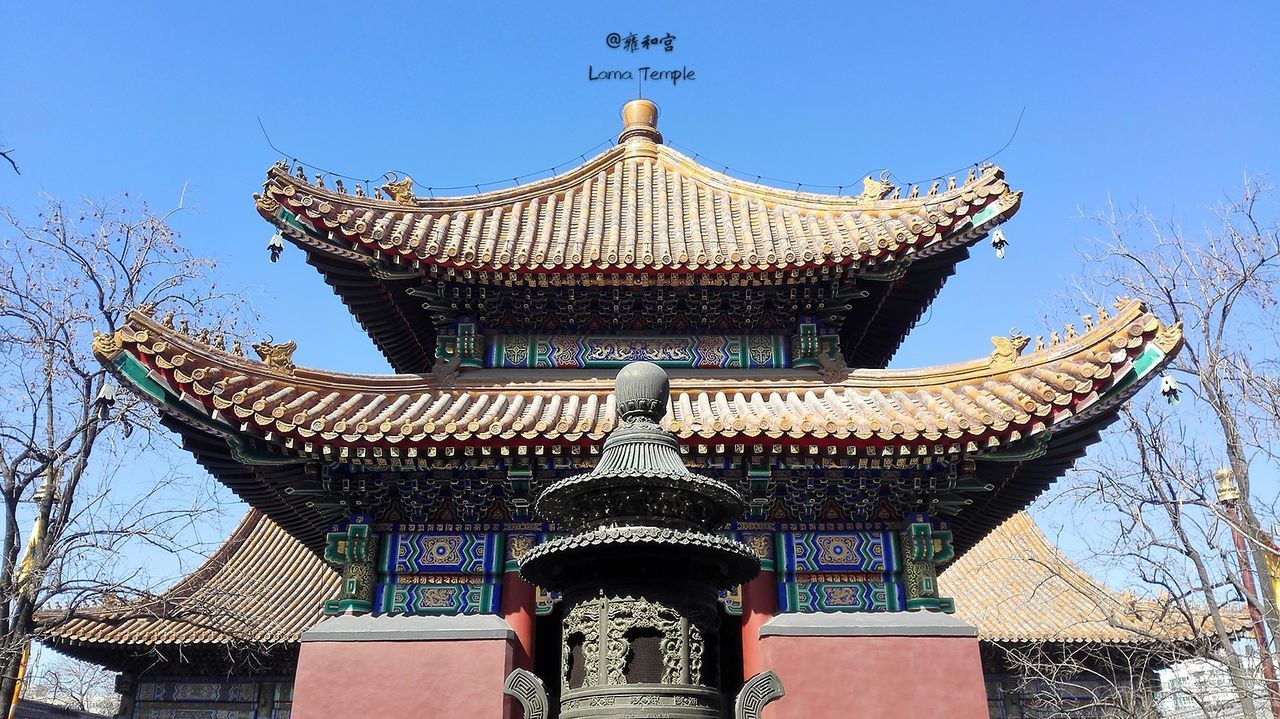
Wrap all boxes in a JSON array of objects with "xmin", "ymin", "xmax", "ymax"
[
  {"xmin": 991, "ymin": 228, "xmax": 1009, "ymax": 259},
  {"xmin": 1159, "ymin": 373, "xmax": 1180, "ymax": 404},
  {"xmin": 95, "ymin": 381, "xmax": 118, "ymax": 417},
  {"xmin": 267, "ymin": 232, "xmax": 285, "ymax": 263}
]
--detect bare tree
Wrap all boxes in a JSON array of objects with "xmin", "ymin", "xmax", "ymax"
[
  {"xmin": 1016, "ymin": 178, "xmax": 1280, "ymax": 718},
  {"xmin": 24, "ymin": 654, "xmax": 118, "ymax": 715},
  {"xmin": 996, "ymin": 639, "xmax": 1169, "ymax": 718},
  {"xmin": 0, "ymin": 194, "xmax": 253, "ymax": 717}
]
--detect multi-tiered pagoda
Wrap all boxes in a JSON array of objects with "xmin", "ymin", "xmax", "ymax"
[{"xmin": 90, "ymin": 100, "xmax": 1181, "ymax": 718}]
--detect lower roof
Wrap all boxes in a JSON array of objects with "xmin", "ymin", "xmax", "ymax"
[{"xmin": 90, "ymin": 300, "xmax": 1182, "ymax": 554}]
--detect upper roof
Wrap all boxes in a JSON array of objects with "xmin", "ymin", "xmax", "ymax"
[
  {"xmin": 44, "ymin": 509, "xmax": 1236, "ymax": 671},
  {"xmin": 941, "ymin": 513, "xmax": 1247, "ymax": 644},
  {"xmin": 255, "ymin": 101, "xmax": 1020, "ymax": 279},
  {"xmin": 251, "ymin": 100, "xmax": 1021, "ymax": 373}
]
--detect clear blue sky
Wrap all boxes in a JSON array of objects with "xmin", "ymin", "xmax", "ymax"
[{"xmin": 2, "ymin": 3, "xmax": 1277, "ymax": 572}]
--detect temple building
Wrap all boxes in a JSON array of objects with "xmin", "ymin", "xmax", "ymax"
[
  {"xmin": 78, "ymin": 100, "xmax": 1186, "ymax": 717},
  {"xmin": 43, "ymin": 510, "xmax": 1240, "ymax": 718}
]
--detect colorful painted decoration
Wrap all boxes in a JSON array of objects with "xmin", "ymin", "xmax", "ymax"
[
  {"xmin": 781, "ymin": 580, "xmax": 903, "ymax": 613},
  {"xmin": 378, "ymin": 531, "xmax": 503, "ymax": 575},
  {"xmin": 136, "ymin": 682, "xmax": 259, "ymax": 703},
  {"xmin": 900, "ymin": 515, "xmax": 957, "ymax": 612},
  {"xmin": 535, "ymin": 585, "xmax": 561, "ymax": 616},
  {"xmin": 775, "ymin": 531, "xmax": 899, "ymax": 574},
  {"xmin": 719, "ymin": 584, "xmax": 744, "ymax": 616},
  {"xmin": 775, "ymin": 530, "xmax": 903, "ymax": 613},
  {"xmin": 375, "ymin": 580, "xmax": 501, "ymax": 614},
  {"xmin": 486, "ymin": 333, "xmax": 788, "ymax": 368}
]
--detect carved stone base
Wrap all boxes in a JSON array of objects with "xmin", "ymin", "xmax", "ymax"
[{"xmin": 560, "ymin": 684, "xmax": 721, "ymax": 719}]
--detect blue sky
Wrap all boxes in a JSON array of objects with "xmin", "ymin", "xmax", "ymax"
[{"xmin": 2, "ymin": 2, "xmax": 1277, "ymax": 575}]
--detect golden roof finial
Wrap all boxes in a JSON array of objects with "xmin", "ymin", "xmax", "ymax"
[
  {"xmin": 252, "ymin": 338, "xmax": 298, "ymax": 376},
  {"xmin": 1215, "ymin": 466, "xmax": 1239, "ymax": 504},
  {"xmin": 857, "ymin": 175, "xmax": 895, "ymax": 205},
  {"xmin": 618, "ymin": 99, "xmax": 662, "ymax": 145}
]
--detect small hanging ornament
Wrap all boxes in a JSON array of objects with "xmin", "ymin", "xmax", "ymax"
[
  {"xmin": 95, "ymin": 381, "xmax": 118, "ymax": 419},
  {"xmin": 268, "ymin": 232, "xmax": 285, "ymax": 263},
  {"xmin": 1159, "ymin": 373, "xmax": 1180, "ymax": 404},
  {"xmin": 991, "ymin": 228, "xmax": 1009, "ymax": 259}
]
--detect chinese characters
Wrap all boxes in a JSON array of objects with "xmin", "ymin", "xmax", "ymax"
[{"xmin": 605, "ymin": 32, "xmax": 676, "ymax": 52}]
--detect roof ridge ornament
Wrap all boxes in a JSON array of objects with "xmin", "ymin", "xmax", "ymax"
[
  {"xmin": 618, "ymin": 98, "xmax": 663, "ymax": 145},
  {"xmin": 252, "ymin": 338, "xmax": 298, "ymax": 376},
  {"xmin": 380, "ymin": 173, "xmax": 416, "ymax": 207},
  {"xmin": 989, "ymin": 330, "xmax": 1030, "ymax": 370},
  {"xmin": 856, "ymin": 174, "xmax": 896, "ymax": 205}
]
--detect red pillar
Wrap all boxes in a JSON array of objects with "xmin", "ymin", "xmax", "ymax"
[
  {"xmin": 501, "ymin": 570, "xmax": 537, "ymax": 670},
  {"xmin": 741, "ymin": 568, "xmax": 777, "ymax": 679},
  {"xmin": 1225, "ymin": 503, "xmax": 1280, "ymax": 718}
]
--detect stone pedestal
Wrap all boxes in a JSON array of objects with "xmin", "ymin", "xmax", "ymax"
[
  {"xmin": 758, "ymin": 612, "xmax": 987, "ymax": 719},
  {"xmin": 291, "ymin": 614, "xmax": 516, "ymax": 719}
]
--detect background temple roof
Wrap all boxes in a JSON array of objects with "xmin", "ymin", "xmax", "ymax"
[
  {"xmin": 942, "ymin": 512, "xmax": 1248, "ymax": 644},
  {"xmin": 42, "ymin": 511, "xmax": 337, "ymax": 669}
]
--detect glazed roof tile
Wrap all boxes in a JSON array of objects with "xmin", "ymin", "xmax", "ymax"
[
  {"xmin": 255, "ymin": 145, "xmax": 1020, "ymax": 276},
  {"xmin": 941, "ymin": 513, "xmax": 1249, "ymax": 643},
  {"xmin": 43, "ymin": 511, "xmax": 337, "ymax": 649},
  {"xmin": 92, "ymin": 300, "xmax": 1179, "ymax": 458}
]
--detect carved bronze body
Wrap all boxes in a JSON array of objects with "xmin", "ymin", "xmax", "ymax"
[{"xmin": 521, "ymin": 362, "xmax": 759, "ymax": 717}]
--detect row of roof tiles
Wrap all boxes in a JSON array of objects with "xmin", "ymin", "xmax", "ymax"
[
  {"xmin": 90, "ymin": 301, "xmax": 1179, "ymax": 459},
  {"xmin": 45, "ymin": 511, "xmax": 339, "ymax": 647},
  {"xmin": 945, "ymin": 513, "xmax": 1247, "ymax": 643},
  {"xmin": 255, "ymin": 144, "xmax": 1020, "ymax": 275}
]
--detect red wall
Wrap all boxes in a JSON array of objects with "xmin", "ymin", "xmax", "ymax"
[
  {"xmin": 292, "ymin": 637, "xmax": 513, "ymax": 719},
  {"xmin": 760, "ymin": 634, "xmax": 988, "ymax": 719}
]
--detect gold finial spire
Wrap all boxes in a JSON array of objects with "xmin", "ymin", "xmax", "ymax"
[
  {"xmin": 1215, "ymin": 466, "xmax": 1240, "ymax": 504},
  {"xmin": 618, "ymin": 99, "xmax": 662, "ymax": 145}
]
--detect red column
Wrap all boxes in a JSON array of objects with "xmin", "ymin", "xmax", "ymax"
[
  {"xmin": 501, "ymin": 570, "xmax": 537, "ymax": 671},
  {"xmin": 741, "ymin": 568, "xmax": 778, "ymax": 679},
  {"xmin": 1225, "ymin": 503, "xmax": 1280, "ymax": 718}
]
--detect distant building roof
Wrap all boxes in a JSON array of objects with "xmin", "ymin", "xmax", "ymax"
[
  {"xmin": 43, "ymin": 508, "xmax": 1238, "ymax": 671},
  {"xmin": 43, "ymin": 511, "xmax": 336, "ymax": 668},
  {"xmin": 941, "ymin": 512, "xmax": 1249, "ymax": 644},
  {"xmin": 14, "ymin": 699, "xmax": 111, "ymax": 719}
]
